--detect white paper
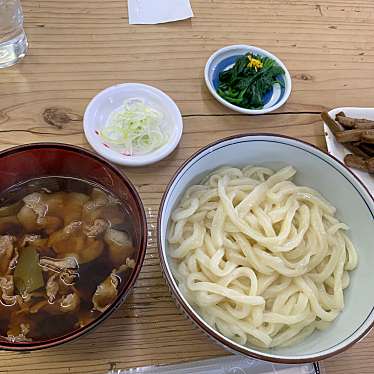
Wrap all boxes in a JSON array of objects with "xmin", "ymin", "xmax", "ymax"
[
  {"xmin": 110, "ymin": 355, "xmax": 319, "ymax": 373},
  {"xmin": 128, "ymin": 0, "xmax": 194, "ymax": 25}
]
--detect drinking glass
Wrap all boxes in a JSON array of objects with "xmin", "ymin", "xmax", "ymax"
[{"xmin": 0, "ymin": 0, "xmax": 28, "ymax": 68}]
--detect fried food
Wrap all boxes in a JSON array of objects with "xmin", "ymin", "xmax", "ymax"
[
  {"xmin": 335, "ymin": 111, "xmax": 374, "ymax": 130},
  {"xmin": 322, "ymin": 111, "xmax": 374, "ymax": 174}
]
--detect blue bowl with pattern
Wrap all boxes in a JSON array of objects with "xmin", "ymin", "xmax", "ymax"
[{"xmin": 204, "ymin": 45, "xmax": 292, "ymax": 115}]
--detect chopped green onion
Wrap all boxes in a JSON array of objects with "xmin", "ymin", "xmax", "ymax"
[
  {"xmin": 14, "ymin": 247, "xmax": 44, "ymax": 296},
  {"xmin": 100, "ymin": 98, "xmax": 170, "ymax": 156}
]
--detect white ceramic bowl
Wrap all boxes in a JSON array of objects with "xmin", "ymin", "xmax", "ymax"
[
  {"xmin": 84, "ymin": 83, "xmax": 183, "ymax": 167},
  {"xmin": 205, "ymin": 45, "xmax": 292, "ymax": 115},
  {"xmin": 158, "ymin": 134, "xmax": 374, "ymax": 363}
]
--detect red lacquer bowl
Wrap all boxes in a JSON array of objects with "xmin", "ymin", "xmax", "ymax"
[{"xmin": 0, "ymin": 143, "xmax": 147, "ymax": 351}]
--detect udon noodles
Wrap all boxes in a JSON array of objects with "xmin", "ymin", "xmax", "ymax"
[{"xmin": 167, "ymin": 166, "xmax": 358, "ymax": 348}]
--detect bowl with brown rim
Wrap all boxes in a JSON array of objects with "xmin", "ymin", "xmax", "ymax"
[
  {"xmin": 158, "ymin": 133, "xmax": 374, "ymax": 363},
  {"xmin": 0, "ymin": 143, "xmax": 147, "ymax": 351}
]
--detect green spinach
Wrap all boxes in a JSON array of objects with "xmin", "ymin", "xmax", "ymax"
[{"xmin": 217, "ymin": 53, "xmax": 284, "ymax": 109}]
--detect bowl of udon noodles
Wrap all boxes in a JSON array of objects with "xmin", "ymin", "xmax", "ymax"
[
  {"xmin": 0, "ymin": 143, "xmax": 147, "ymax": 350},
  {"xmin": 158, "ymin": 133, "xmax": 374, "ymax": 363}
]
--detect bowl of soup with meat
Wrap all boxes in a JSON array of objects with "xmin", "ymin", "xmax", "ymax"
[{"xmin": 0, "ymin": 143, "xmax": 147, "ymax": 350}]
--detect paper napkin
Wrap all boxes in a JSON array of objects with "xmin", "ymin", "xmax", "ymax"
[{"xmin": 128, "ymin": 0, "xmax": 194, "ymax": 25}]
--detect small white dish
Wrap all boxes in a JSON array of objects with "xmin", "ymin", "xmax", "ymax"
[
  {"xmin": 323, "ymin": 107, "xmax": 374, "ymax": 194},
  {"xmin": 204, "ymin": 45, "xmax": 292, "ymax": 115},
  {"xmin": 84, "ymin": 83, "xmax": 183, "ymax": 167}
]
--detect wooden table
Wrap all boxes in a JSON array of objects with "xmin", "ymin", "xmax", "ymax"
[{"xmin": 0, "ymin": 0, "xmax": 373, "ymax": 372}]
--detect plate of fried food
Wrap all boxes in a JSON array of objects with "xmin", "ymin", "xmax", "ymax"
[{"xmin": 322, "ymin": 107, "xmax": 374, "ymax": 194}]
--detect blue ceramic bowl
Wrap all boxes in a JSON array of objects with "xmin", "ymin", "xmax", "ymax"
[{"xmin": 204, "ymin": 45, "xmax": 292, "ymax": 115}]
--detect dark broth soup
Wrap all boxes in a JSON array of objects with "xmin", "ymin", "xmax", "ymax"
[{"xmin": 0, "ymin": 177, "xmax": 136, "ymax": 343}]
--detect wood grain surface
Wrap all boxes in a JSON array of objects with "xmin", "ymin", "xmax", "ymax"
[{"xmin": 0, "ymin": 0, "xmax": 373, "ymax": 372}]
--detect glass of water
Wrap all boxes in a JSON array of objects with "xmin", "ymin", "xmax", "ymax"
[{"xmin": 0, "ymin": 0, "xmax": 28, "ymax": 68}]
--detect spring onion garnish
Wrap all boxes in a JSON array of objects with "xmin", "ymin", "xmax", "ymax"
[{"xmin": 100, "ymin": 98, "xmax": 169, "ymax": 156}]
